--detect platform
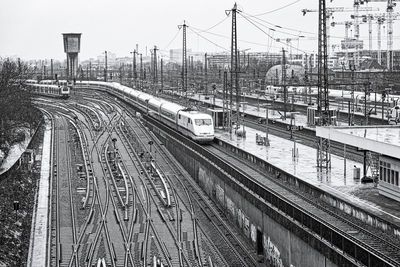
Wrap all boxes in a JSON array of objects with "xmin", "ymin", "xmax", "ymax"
[
  {"xmin": 316, "ymin": 125, "xmax": 400, "ymax": 159},
  {"xmin": 317, "ymin": 125, "xmax": 400, "ymax": 202},
  {"xmin": 27, "ymin": 117, "xmax": 52, "ymax": 266},
  {"xmin": 215, "ymin": 127, "xmax": 361, "ymax": 187},
  {"xmin": 215, "ymin": 124, "xmax": 400, "ymax": 226}
]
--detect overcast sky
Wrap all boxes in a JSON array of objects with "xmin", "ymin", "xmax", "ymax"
[{"xmin": 0, "ymin": 0, "xmax": 394, "ymax": 61}]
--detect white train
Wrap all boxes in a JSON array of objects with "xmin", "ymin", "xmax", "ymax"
[
  {"xmin": 25, "ymin": 82, "xmax": 70, "ymax": 99},
  {"xmin": 76, "ymin": 81, "xmax": 215, "ymax": 143}
]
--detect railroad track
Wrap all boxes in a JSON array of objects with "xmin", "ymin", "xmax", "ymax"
[
  {"xmin": 208, "ymin": 143, "xmax": 400, "ymax": 266},
  {"xmin": 50, "ymin": 115, "xmax": 79, "ymax": 267},
  {"xmin": 115, "ymin": 118, "xmax": 183, "ymax": 266},
  {"xmin": 115, "ymin": 102, "xmax": 261, "ymax": 266}
]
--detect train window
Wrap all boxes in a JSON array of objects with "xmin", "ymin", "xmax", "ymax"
[
  {"xmin": 179, "ymin": 114, "xmax": 181, "ymax": 119},
  {"xmin": 391, "ymin": 170, "xmax": 395, "ymax": 184},
  {"xmin": 188, "ymin": 118, "xmax": 191, "ymax": 124},
  {"xmin": 395, "ymin": 172, "xmax": 399, "ymax": 186},
  {"xmin": 383, "ymin": 168, "xmax": 386, "ymax": 182},
  {"xmin": 379, "ymin": 167, "xmax": 383, "ymax": 180},
  {"xmin": 195, "ymin": 119, "xmax": 212, "ymax": 126}
]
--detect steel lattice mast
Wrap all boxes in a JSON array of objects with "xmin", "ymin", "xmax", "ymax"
[
  {"xmin": 178, "ymin": 21, "xmax": 188, "ymax": 99},
  {"xmin": 228, "ymin": 3, "xmax": 240, "ymax": 127},
  {"xmin": 318, "ymin": 0, "xmax": 330, "ymax": 126},
  {"xmin": 317, "ymin": 0, "xmax": 331, "ymax": 170}
]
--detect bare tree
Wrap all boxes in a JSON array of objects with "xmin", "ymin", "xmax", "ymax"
[{"xmin": 0, "ymin": 58, "xmax": 41, "ymax": 158}]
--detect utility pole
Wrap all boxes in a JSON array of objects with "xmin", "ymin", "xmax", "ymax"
[
  {"xmin": 364, "ymin": 81, "xmax": 371, "ymax": 125},
  {"xmin": 226, "ymin": 3, "xmax": 240, "ymax": 128},
  {"xmin": 223, "ymin": 70, "xmax": 228, "ymax": 129},
  {"xmin": 130, "ymin": 50, "xmax": 137, "ymax": 87},
  {"xmin": 50, "ymin": 59, "xmax": 53, "ymax": 78},
  {"xmin": 204, "ymin": 53, "xmax": 208, "ymax": 95},
  {"xmin": 317, "ymin": 0, "xmax": 331, "ymax": 170},
  {"xmin": 178, "ymin": 21, "xmax": 188, "ymax": 100},
  {"xmin": 104, "ymin": 51, "xmax": 108, "ymax": 82},
  {"xmin": 282, "ymin": 48, "xmax": 287, "ymax": 120},
  {"xmin": 89, "ymin": 61, "xmax": 92, "ymax": 80},
  {"xmin": 161, "ymin": 58, "xmax": 164, "ymax": 92},
  {"xmin": 153, "ymin": 46, "xmax": 158, "ymax": 93},
  {"xmin": 139, "ymin": 53, "xmax": 143, "ymax": 89}
]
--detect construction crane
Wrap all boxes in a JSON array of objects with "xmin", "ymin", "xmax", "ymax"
[
  {"xmin": 349, "ymin": 13, "xmax": 383, "ymax": 64},
  {"xmin": 352, "ymin": 1, "xmax": 380, "ymax": 68},
  {"xmin": 302, "ymin": 6, "xmax": 378, "ymax": 56},
  {"xmin": 331, "ymin": 21, "xmax": 354, "ymax": 67},
  {"xmin": 359, "ymin": 0, "xmax": 399, "ymax": 69},
  {"xmin": 351, "ymin": 11, "xmax": 400, "ymax": 67},
  {"xmin": 350, "ymin": 14, "xmax": 375, "ymax": 50},
  {"xmin": 377, "ymin": 15, "xmax": 385, "ymax": 64}
]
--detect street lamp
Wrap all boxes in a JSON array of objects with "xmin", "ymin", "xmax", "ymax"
[
  {"xmin": 262, "ymin": 103, "xmax": 272, "ymax": 146},
  {"xmin": 104, "ymin": 51, "xmax": 108, "ymax": 82},
  {"xmin": 290, "ymin": 112, "xmax": 300, "ymax": 140},
  {"xmin": 290, "ymin": 112, "xmax": 300, "ymax": 158},
  {"xmin": 130, "ymin": 50, "xmax": 137, "ymax": 87},
  {"xmin": 139, "ymin": 53, "xmax": 143, "ymax": 89}
]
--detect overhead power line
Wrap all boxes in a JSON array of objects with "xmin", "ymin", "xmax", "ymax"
[
  {"xmin": 188, "ymin": 27, "xmax": 230, "ymax": 52},
  {"xmin": 164, "ymin": 28, "xmax": 181, "ymax": 50},
  {"xmin": 238, "ymin": 12, "xmax": 312, "ymax": 54},
  {"xmin": 252, "ymin": 0, "xmax": 302, "ymax": 16}
]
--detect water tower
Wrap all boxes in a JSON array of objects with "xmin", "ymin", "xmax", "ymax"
[{"xmin": 62, "ymin": 33, "xmax": 81, "ymax": 79}]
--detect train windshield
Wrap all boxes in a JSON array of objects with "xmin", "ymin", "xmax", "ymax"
[{"xmin": 195, "ymin": 119, "xmax": 212, "ymax": 126}]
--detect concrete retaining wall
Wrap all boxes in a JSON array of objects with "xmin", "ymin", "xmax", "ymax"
[
  {"xmin": 214, "ymin": 137, "xmax": 400, "ymax": 239},
  {"xmin": 150, "ymin": 125, "xmax": 350, "ymax": 267}
]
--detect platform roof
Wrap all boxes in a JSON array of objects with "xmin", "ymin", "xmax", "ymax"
[{"xmin": 316, "ymin": 126, "xmax": 400, "ymax": 159}]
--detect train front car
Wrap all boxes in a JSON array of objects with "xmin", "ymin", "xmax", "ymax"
[
  {"xmin": 183, "ymin": 111, "xmax": 215, "ymax": 143},
  {"xmin": 192, "ymin": 113, "xmax": 215, "ymax": 143},
  {"xmin": 60, "ymin": 85, "xmax": 70, "ymax": 99}
]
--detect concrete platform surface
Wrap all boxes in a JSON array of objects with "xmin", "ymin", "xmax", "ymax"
[
  {"xmin": 317, "ymin": 125, "xmax": 400, "ymax": 159},
  {"xmin": 27, "ymin": 117, "xmax": 52, "ymax": 267},
  {"xmin": 215, "ymin": 125, "xmax": 400, "ymax": 224}
]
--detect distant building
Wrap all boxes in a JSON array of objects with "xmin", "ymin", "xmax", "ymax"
[
  {"xmin": 334, "ymin": 49, "xmax": 400, "ymax": 70},
  {"xmin": 169, "ymin": 49, "xmax": 204, "ymax": 64}
]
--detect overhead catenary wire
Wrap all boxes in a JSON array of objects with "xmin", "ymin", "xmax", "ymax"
[
  {"xmin": 238, "ymin": 12, "xmax": 312, "ymax": 54},
  {"xmin": 187, "ymin": 26, "xmax": 230, "ymax": 52},
  {"xmin": 164, "ymin": 28, "xmax": 182, "ymax": 51},
  {"xmin": 198, "ymin": 15, "xmax": 230, "ymax": 33},
  {"xmin": 240, "ymin": 10, "xmax": 317, "ymax": 36},
  {"xmin": 189, "ymin": 25, "xmax": 285, "ymax": 50},
  {"xmin": 252, "ymin": 0, "xmax": 302, "ymax": 16}
]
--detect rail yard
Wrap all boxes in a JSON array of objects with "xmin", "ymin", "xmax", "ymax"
[{"xmin": 3, "ymin": 1, "xmax": 400, "ymax": 266}]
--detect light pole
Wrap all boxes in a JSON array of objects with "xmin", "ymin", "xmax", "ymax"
[
  {"xmin": 363, "ymin": 81, "xmax": 371, "ymax": 125},
  {"xmin": 290, "ymin": 112, "xmax": 300, "ymax": 140},
  {"xmin": 130, "ymin": 50, "xmax": 137, "ymax": 87},
  {"xmin": 239, "ymin": 101, "xmax": 247, "ymax": 136},
  {"xmin": 290, "ymin": 112, "xmax": 300, "ymax": 158},
  {"xmin": 104, "ymin": 51, "xmax": 108, "ymax": 82},
  {"xmin": 262, "ymin": 104, "xmax": 271, "ymax": 146},
  {"xmin": 139, "ymin": 53, "xmax": 143, "ymax": 89}
]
